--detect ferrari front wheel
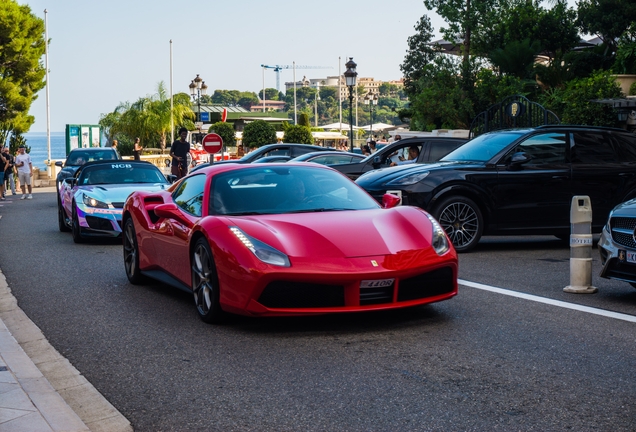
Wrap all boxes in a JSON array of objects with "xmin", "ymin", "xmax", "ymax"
[
  {"xmin": 191, "ymin": 238, "xmax": 225, "ymax": 324},
  {"xmin": 123, "ymin": 218, "xmax": 148, "ymax": 284}
]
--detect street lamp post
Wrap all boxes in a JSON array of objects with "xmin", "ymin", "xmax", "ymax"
[
  {"xmin": 189, "ymin": 74, "xmax": 208, "ymax": 140},
  {"xmin": 344, "ymin": 58, "xmax": 357, "ymax": 153},
  {"xmin": 314, "ymin": 81, "xmax": 321, "ymax": 127},
  {"xmin": 364, "ymin": 91, "xmax": 378, "ymax": 138}
]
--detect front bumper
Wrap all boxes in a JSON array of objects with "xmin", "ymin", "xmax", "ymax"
[
  {"xmin": 76, "ymin": 204, "xmax": 123, "ymax": 238},
  {"xmin": 598, "ymin": 222, "xmax": 636, "ymax": 285}
]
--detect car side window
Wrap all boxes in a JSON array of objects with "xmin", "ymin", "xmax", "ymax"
[
  {"xmin": 572, "ymin": 131, "xmax": 619, "ymax": 163},
  {"xmin": 612, "ymin": 133, "xmax": 636, "ymax": 162},
  {"xmin": 172, "ymin": 174, "xmax": 206, "ymax": 216},
  {"xmin": 262, "ymin": 147, "xmax": 290, "ymax": 158},
  {"xmin": 506, "ymin": 132, "xmax": 567, "ymax": 165},
  {"xmin": 429, "ymin": 141, "xmax": 462, "ymax": 161}
]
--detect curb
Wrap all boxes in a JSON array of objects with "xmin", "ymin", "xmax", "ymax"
[{"xmin": 0, "ymin": 270, "xmax": 133, "ymax": 432}]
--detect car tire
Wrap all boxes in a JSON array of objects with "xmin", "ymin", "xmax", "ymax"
[
  {"xmin": 123, "ymin": 218, "xmax": 148, "ymax": 284},
  {"xmin": 71, "ymin": 202, "xmax": 84, "ymax": 243},
  {"xmin": 58, "ymin": 202, "xmax": 70, "ymax": 232},
  {"xmin": 432, "ymin": 195, "xmax": 483, "ymax": 253},
  {"xmin": 191, "ymin": 237, "xmax": 225, "ymax": 324}
]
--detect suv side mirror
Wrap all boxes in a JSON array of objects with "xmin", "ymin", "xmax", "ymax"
[
  {"xmin": 372, "ymin": 155, "xmax": 382, "ymax": 168},
  {"xmin": 507, "ymin": 152, "xmax": 530, "ymax": 170}
]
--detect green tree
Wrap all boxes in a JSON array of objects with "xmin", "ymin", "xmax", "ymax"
[
  {"xmin": 242, "ymin": 120, "xmax": 276, "ymax": 148},
  {"xmin": 541, "ymin": 70, "xmax": 622, "ymax": 126},
  {"xmin": 577, "ymin": 0, "xmax": 636, "ymax": 56},
  {"xmin": 283, "ymin": 125, "xmax": 313, "ymax": 144},
  {"xmin": 237, "ymin": 91, "xmax": 259, "ymax": 110},
  {"xmin": 258, "ymin": 88, "xmax": 280, "ymax": 100},
  {"xmin": 298, "ymin": 113, "xmax": 310, "ymax": 127},
  {"xmin": 400, "ymin": 14, "xmax": 439, "ymax": 96},
  {"xmin": 208, "ymin": 121, "xmax": 236, "ymax": 148},
  {"xmin": 0, "ymin": 1, "xmax": 46, "ymax": 145}
]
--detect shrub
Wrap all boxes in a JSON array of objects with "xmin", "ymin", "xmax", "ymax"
[
  {"xmin": 242, "ymin": 120, "xmax": 277, "ymax": 148},
  {"xmin": 208, "ymin": 122, "xmax": 236, "ymax": 148},
  {"xmin": 283, "ymin": 125, "xmax": 313, "ymax": 144}
]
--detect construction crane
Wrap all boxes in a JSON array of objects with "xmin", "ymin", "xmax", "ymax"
[{"xmin": 261, "ymin": 64, "xmax": 333, "ymax": 92}]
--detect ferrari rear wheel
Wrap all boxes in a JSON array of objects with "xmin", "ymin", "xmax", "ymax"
[
  {"xmin": 123, "ymin": 218, "xmax": 148, "ymax": 284},
  {"xmin": 71, "ymin": 202, "xmax": 84, "ymax": 243},
  {"xmin": 191, "ymin": 238, "xmax": 225, "ymax": 324},
  {"xmin": 58, "ymin": 202, "xmax": 70, "ymax": 232},
  {"xmin": 432, "ymin": 195, "xmax": 483, "ymax": 253}
]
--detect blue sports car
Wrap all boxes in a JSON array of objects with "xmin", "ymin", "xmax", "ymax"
[{"xmin": 57, "ymin": 160, "xmax": 174, "ymax": 243}]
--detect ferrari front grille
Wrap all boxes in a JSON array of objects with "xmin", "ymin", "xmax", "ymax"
[
  {"xmin": 359, "ymin": 285, "xmax": 394, "ymax": 305},
  {"xmin": 397, "ymin": 267, "xmax": 455, "ymax": 302},
  {"xmin": 258, "ymin": 282, "xmax": 345, "ymax": 308}
]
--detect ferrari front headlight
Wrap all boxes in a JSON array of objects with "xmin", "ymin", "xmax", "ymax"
[
  {"xmin": 230, "ymin": 227, "xmax": 291, "ymax": 267},
  {"xmin": 82, "ymin": 194, "xmax": 109, "ymax": 208},
  {"xmin": 426, "ymin": 213, "xmax": 449, "ymax": 255}
]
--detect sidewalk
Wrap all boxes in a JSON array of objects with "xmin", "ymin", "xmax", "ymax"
[{"xmin": 0, "ymin": 190, "xmax": 133, "ymax": 431}]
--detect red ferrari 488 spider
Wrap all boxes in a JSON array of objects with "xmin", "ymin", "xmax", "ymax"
[{"xmin": 122, "ymin": 163, "xmax": 458, "ymax": 323}]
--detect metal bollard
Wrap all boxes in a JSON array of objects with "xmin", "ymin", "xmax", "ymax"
[{"xmin": 563, "ymin": 196, "xmax": 598, "ymax": 294}]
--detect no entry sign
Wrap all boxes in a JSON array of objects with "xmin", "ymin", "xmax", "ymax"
[{"xmin": 202, "ymin": 133, "xmax": 223, "ymax": 154}]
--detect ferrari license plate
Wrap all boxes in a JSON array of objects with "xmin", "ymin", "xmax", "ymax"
[
  {"xmin": 620, "ymin": 250, "xmax": 636, "ymax": 264},
  {"xmin": 360, "ymin": 279, "xmax": 394, "ymax": 288}
]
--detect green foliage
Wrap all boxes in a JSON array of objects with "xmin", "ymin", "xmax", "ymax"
[
  {"xmin": 99, "ymin": 82, "xmax": 193, "ymax": 150},
  {"xmin": 9, "ymin": 133, "xmax": 29, "ymax": 154},
  {"xmin": 298, "ymin": 113, "xmax": 310, "ymax": 127},
  {"xmin": 212, "ymin": 90, "xmax": 260, "ymax": 110},
  {"xmin": 540, "ymin": 70, "xmax": 622, "ymax": 126},
  {"xmin": 0, "ymin": 1, "xmax": 46, "ymax": 145},
  {"xmin": 473, "ymin": 69, "xmax": 528, "ymax": 113},
  {"xmin": 208, "ymin": 122, "xmax": 236, "ymax": 148},
  {"xmin": 614, "ymin": 41, "xmax": 636, "ymax": 74},
  {"xmin": 242, "ymin": 120, "xmax": 276, "ymax": 148},
  {"xmin": 488, "ymin": 39, "xmax": 542, "ymax": 79},
  {"xmin": 283, "ymin": 125, "xmax": 313, "ymax": 144},
  {"xmin": 630, "ymin": 82, "xmax": 636, "ymax": 96},
  {"xmin": 258, "ymin": 88, "xmax": 280, "ymax": 100},
  {"xmin": 400, "ymin": 14, "xmax": 439, "ymax": 97},
  {"xmin": 577, "ymin": 0, "xmax": 636, "ymax": 56}
]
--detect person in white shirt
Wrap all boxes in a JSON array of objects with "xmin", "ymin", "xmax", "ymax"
[{"xmin": 15, "ymin": 145, "xmax": 33, "ymax": 199}]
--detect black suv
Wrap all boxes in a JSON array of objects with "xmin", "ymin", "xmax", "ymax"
[
  {"xmin": 334, "ymin": 136, "xmax": 467, "ymax": 180},
  {"xmin": 356, "ymin": 125, "xmax": 636, "ymax": 252}
]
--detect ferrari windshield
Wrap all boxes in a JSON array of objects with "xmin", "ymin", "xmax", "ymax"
[
  {"xmin": 78, "ymin": 163, "xmax": 168, "ymax": 186},
  {"xmin": 441, "ymin": 131, "xmax": 524, "ymax": 162},
  {"xmin": 210, "ymin": 165, "xmax": 380, "ymax": 215}
]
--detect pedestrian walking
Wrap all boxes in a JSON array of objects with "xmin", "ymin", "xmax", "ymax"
[
  {"xmin": 15, "ymin": 145, "xmax": 33, "ymax": 200},
  {"xmin": 170, "ymin": 127, "xmax": 190, "ymax": 179},
  {"xmin": 0, "ymin": 148, "xmax": 6, "ymax": 200}
]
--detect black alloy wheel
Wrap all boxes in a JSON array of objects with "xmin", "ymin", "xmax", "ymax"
[
  {"xmin": 432, "ymin": 196, "xmax": 483, "ymax": 253},
  {"xmin": 71, "ymin": 202, "xmax": 85, "ymax": 244},
  {"xmin": 123, "ymin": 218, "xmax": 147, "ymax": 284},
  {"xmin": 191, "ymin": 238, "xmax": 225, "ymax": 323}
]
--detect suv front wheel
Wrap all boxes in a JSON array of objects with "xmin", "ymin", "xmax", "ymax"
[{"xmin": 432, "ymin": 196, "xmax": 483, "ymax": 253}]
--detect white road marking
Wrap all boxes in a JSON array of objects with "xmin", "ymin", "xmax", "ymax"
[{"xmin": 459, "ymin": 279, "xmax": 636, "ymax": 323}]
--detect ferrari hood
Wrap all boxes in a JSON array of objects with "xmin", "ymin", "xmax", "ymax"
[
  {"xmin": 78, "ymin": 183, "xmax": 170, "ymax": 203},
  {"xmin": 229, "ymin": 207, "xmax": 433, "ymax": 259}
]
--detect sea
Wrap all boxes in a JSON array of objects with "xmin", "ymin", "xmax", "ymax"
[{"xmin": 22, "ymin": 132, "xmax": 71, "ymax": 170}]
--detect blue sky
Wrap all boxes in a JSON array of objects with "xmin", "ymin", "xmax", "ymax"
[{"xmin": 22, "ymin": 0, "xmax": 578, "ymax": 132}]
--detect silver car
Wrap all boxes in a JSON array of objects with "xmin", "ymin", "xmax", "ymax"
[{"xmin": 598, "ymin": 198, "xmax": 636, "ymax": 288}]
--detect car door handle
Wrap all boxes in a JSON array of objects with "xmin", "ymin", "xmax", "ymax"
[{"xmin": 552, "ymin": 175, "xmax": 568, "ymax": 179}]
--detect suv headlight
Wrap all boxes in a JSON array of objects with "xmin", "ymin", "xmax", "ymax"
[
  {"xmin": 83, "ymin": 194, "xmax": 109, "ymax": 208},
  {"xmin": 230, "ymin": 227, "xmax": 291, "ymax": 267},
  {"xmin": 426, "ymin": 213, "xmax": 449, "ymax": 255},
  {"xmin": 386, "ymin": 171, "xmax": 429, "ymax": 186}
]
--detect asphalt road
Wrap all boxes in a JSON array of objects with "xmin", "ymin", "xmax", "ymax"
[{"xmin": 1, "ymin": 189, "xmax": 634, "ymax": 431}]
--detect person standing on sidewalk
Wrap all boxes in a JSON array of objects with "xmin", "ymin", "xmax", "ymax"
[
  {"xmin": 133, "ymin": 137, "xmax": 143, "ymax": 161},
  {"xmin": 0, "ymin": 149, "xmax": 6, "ymax": 201},
  {"xmin": 170, "ymin": 128, "xmax": 190, "ymax": 179},
  {"xmin": 3, "ymin": 147, "xmax": 16, "ymax": 197},
  {"xmin": 15, "ymin": 145, "xmax": 33, "ymax": 200}
]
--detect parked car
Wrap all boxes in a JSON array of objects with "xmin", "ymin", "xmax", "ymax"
[
  {"xmin": 55, "ymin": 147, "xmax": 121, "ymax": 190},
  {"xmin": 190, "ymin": 143, "xmax": 331, "ymax": 172},
  {"xmin": 334, "ymin": 137, "xmax": 467, "ymax": 180},
  {"xmin": 58, "ymin": 160, "xmax": 174, "ymax": 243},
  {"xmin": 356, "ymin": 125, "xmax": 636, "ymax": 252},
  {"xmin": 289, "ymin": 151, "xmax": 366, "ymax": 165},
  {"xmin": 122, "ymin": 163, "xmax": 458, "ymax": 323},
  {"xmin": 598, "ymin": 198, "xmax": 636, "ymax": 288}
]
